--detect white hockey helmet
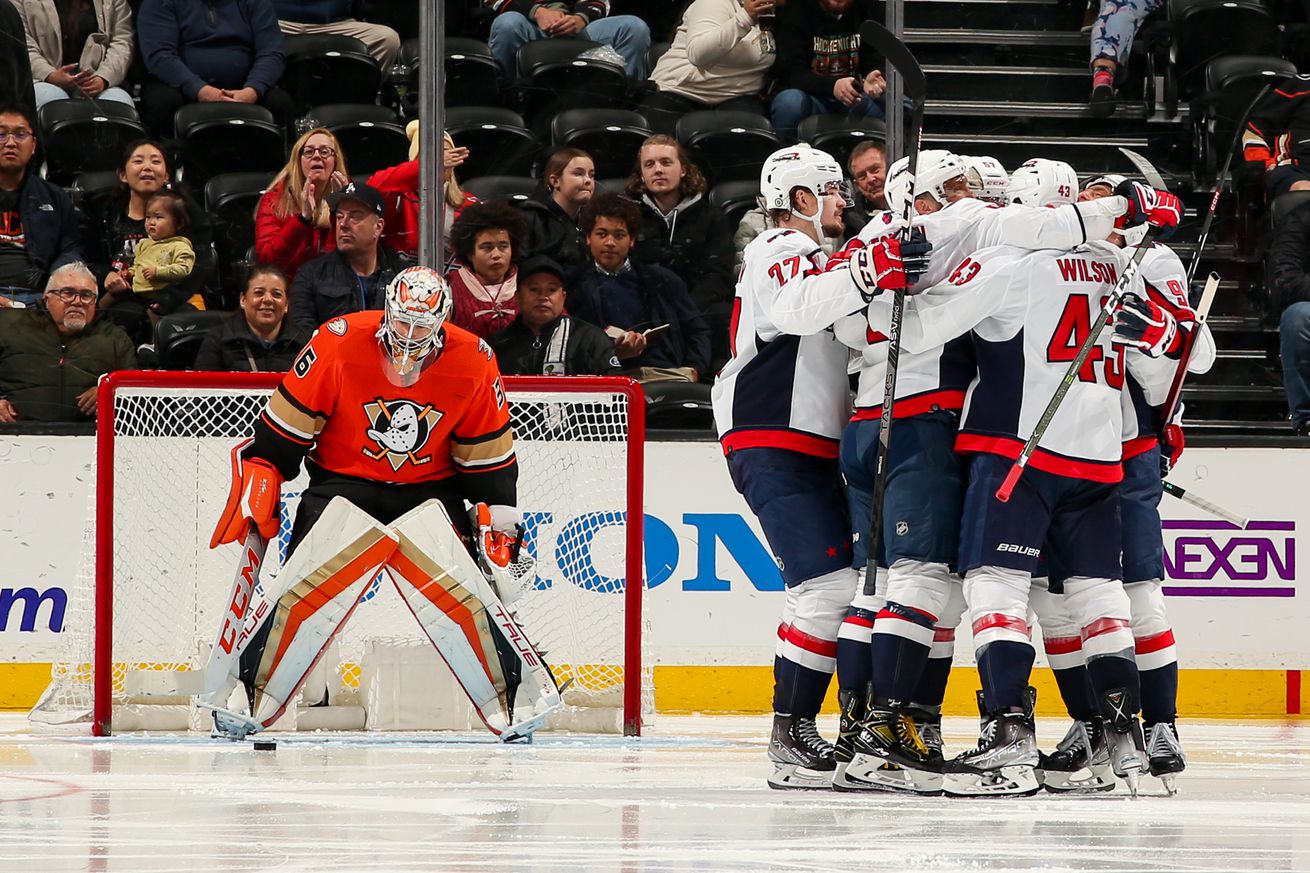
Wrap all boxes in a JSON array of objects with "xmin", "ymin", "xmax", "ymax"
[
  {"xmin": 883, "ymin": 149, "xmax": 970, "ymax": 215},
  {"xmin": 378, "ymin": 266, "xmax": 453, "ymax": 375},
  {"xmin": 962, "ymin": 155, "xmax": 1010, "ymax": 206},
  {"xmin": 760, "ymin": 144, "xmax": 849, "ymax": 213},
  {"xmin": 1005, "ymin": 158, "xmax": 1079, "ymax": 207},
  {"xmin": 1082, "ymin": 173, "xmax": 1127, "ymax": 196}
]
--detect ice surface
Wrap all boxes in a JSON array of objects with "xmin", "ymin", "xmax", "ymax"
[{"xmin": 1, "ymin": 713, "xmax": 1307, "ymax": 872}]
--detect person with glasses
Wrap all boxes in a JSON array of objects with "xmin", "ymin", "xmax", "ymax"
[
  {"xmin": 0, "ymin": 261, "xmax": 135, "ymax": 422},
  {"xmin": 840, "ymin": 140, "xmax": 887, "ymax": 243},
  {"xmin": 0, "ymin": 102, "xmax": 82, "ymax": 309},
  {"xmin": 254, "ymin": 127, "xmax": 350, "ymax": 283}
]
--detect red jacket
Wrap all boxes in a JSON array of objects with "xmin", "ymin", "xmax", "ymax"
[
  {"xmin": 369, "ymin": 159, "xmax": 476, "ymax": 259},
  {"xmin": 253, "ymin": 182, "xmax": 335, "ymax": 282}
]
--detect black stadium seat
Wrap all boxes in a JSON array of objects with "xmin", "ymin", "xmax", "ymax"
[
  {"xmin": 676, "ymin": 111, "xmax": 780, "ymax": 185},
  {"xmin": 68, "ymin": 170, "xmax": 122, "ymax": 223},
  {"xmin": 1168, "ymin": 0, "xmax": 1277, "ymax": 99},
  {"xmin": 205, "ymin": 171, "xmax": 275, "ymax": 272},
  {"xmin": 514, "ymin": 38, "xmax": 629, "ymax": 130},
  {"xmin": 550, "ymin": 109, "xmax": 652, "ymax": 179},
  {"xmin": 155, "ymin": 310, "xmax": 229, "ymax": 371},
  {"xmin": 310, "ymin": 104, "xmax": 410, "ymax": 175},
  {"xmin": 446, "ymin": 37, "xmax": 504, "ymax": 107},
  {"xmin": 461, "ymin": 175, "xmax": 538, "ymax": 205},
  {"xmin": 1190, "ymin": 56, "xmax": 1297, "ymax": 183},
  {"xmin": 282, "ymin": 33, "xmax": 383, "ymax": 113},
  {"xmin": 38, "ymin": 100, "xmax": 146, "ymax": 184},
  {"xmin": 446, "ymin": 107, "xmax": 539, "ymax": 179},
  {"xmin": 1270, "ymin": 191, "xmax": 1310, "ymax": 229},
  {"xmin": 173, "ymin": 103, "xmax": 284, "ymax": 188},
  {"xmin": 796, "ymin": 115, "xmax": 886, "ymax": 169},
  {"xmin": 708, "ymin": 180, "xmax": 762, "ymax": 229}
]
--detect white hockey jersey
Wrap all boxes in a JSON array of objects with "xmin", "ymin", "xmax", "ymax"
[
  {"xmin": 871, "ymin": 240, "xmax": 1146, "ymax": 481},
  {"xmin": 712, "ymin": 228, "xmax": 852, "ymax": 457}
]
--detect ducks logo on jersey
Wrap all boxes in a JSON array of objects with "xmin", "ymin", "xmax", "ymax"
[{"xmin": 362, "ymin": 398, "xmax": 444, "ymax": 470}]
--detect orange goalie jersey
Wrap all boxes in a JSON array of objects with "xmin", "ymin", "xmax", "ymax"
[{"xmin": 253, "ymin": 310, "xmax": 515, "ymax": 489}]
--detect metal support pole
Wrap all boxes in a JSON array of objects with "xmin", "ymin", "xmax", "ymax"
[
  {"xmin": 883, "ymin": 0, "xmax": 905, "ymax": 162},
  {"xmin": 418, "ymin": 0, "xmax": 445, "ymax": 268}
]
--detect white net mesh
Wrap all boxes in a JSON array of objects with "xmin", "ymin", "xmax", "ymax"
[{"xmin": 31, "ymin": 376, "xmax": 651, "ymax": 733}]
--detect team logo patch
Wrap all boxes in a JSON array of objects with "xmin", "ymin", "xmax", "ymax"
[
  {"xmin": 326, "ymin": 318, "xmax": 347, "ymax": 336},
  {"xmin": 895, "ymin": 521, "xmax": 909, "ymax": 536},
  {"xmin": 362, "ymin": 398, "xmax": 444, "ymax": 470}
]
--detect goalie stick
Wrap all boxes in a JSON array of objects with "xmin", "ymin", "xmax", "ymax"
[
  {"xmin": 858, "ymin": 19, "xmax": 927, "ymax": 594},
  {"xmin": 995, "ymin": 226, "xmax": 1161, "ymax": 502}
]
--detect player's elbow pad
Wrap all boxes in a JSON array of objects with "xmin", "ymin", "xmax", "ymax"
[{"xmin": 211, "ymin": 447, "xmax": 283, "ymax": 548}]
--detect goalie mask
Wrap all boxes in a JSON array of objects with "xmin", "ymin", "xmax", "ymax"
[
  {"xmin": 962, "ymin": 155, "xmax": 1010, "ymax": 206},
  {"xmin": 378, "ymin": 266, "xmax": 452, "ymax": 376},
  {"xmin": 883, "ymin": 149, "xmax": 970, "ymax": 216},
  {"xmin": 1006, "ymin": 158, "xmax": 1078, "ymax": 207}
]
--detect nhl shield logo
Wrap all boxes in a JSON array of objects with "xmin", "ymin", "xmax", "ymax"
[
  {"xmin": 896, "ymin": 521, "xmax": 909, "ymax": 536},
  {"xmin": 362, "ymin": 398, "xmax": 443, "ymax": 470}
]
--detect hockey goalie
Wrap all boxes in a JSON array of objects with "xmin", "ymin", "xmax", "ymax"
[{"xmin": 199, "ymin": 265, "xmax": 562, "ymax": 742}]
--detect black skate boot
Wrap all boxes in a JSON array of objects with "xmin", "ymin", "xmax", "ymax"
[
  {"xmin": 1145, "ymin": 720, "xmax": 1186, "ymax": 795},
  {"xmin": 841, "ymin": 703, "xmax": 942, "ymax": 794},
  {"xmin": 944, "ymin": 695, "xmax": 1040, "ymax": 798},
  {"xmin": 832, "ymin": 688, "xmax": 866, "ymax": 787},
  {"xmin": 767, "ymin": 714, "xmax": 836, "ymax": 790},
  {"xmin": 1101, "ymin": 687, "xmax": 1148, "ymax": 797},
  {"xmin": 1039, "ymin": 718, "xmax": 1115, "ymax": 793},
  {"xmin": 907, "ymin": 704, "xmax": 944, "ymax": 765}
]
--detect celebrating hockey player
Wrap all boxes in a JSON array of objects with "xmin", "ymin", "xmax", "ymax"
[
  {"xmin": 201, "ymin": 265, "xmax": 562, "ymax": 742},
  {"xmin": 712, "ymin": 145, "xmax": 931, "ymax": 789}
]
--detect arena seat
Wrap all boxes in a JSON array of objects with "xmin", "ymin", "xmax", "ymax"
[
  {"xmin": 643, "ymin": 381, "xmax": 714, "ymax": 430},
  {"xmin": 514, "ymin": 38, "xmax": 629, "ymax": 130},
  {"xmin": 461, "ymin": 175, "xmax": 538, "ymax": 205},
  {"xmin": 282, "ymin": 33, "xmax": 383, "ymax": 113},
  {"xmin": 708, "ymin": 180, "xmax": 763, "ymax": 229},
  {"xmin": 595, "ymin": 177, "xmax": 629, "ymax": 195},
  {"xmin": 1270, "ymin": 191, "xmax": 1310, "ymax": 229},
  {"xmin": 446, "ymin": 107, "xmax": 539, "ymax": 179},
  {"xmin": 676, "ymin": 110, "xmax": 780, "ymax": 185},
  {"xmin": 795, "ymin": 115, "xmax": 887, "ymax": 169},
  {"xmin": 173, "ymin": 103, "xmax": 284, "ymax": 188},
  {"xmin": 1190, "ymin": 56, "xmax": 1298, "ymax": 183},
  {"xmin": 309, "ymin": 104, "xmax": 410, "ymax": 175},
  {"xmin": 205, "ymin": 172, "xmax": 275, "ymax": 280},
  {"xmin": 154, "ymin": 310, "xmax": 229, "ymax": 371},
  {"xmin": 38, "ymin": 100, "xmax": 146, "ymax": 184},
  {"xmin": 445, "ymin": 37, "xmax": 504, "ymax": 107},
  {"xmin": 68, "ymin": 170, "xmax": 123, "ymax": 222},
  {"xmin": 1168, "ymin": 0, "xmax": 1278, "ymax": 100},
  {"xmin": 550, "ymin": 109, "xmax": 652, "ymax": 179}
]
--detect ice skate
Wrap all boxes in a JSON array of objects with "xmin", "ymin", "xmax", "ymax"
[
  {"xmin": 944, "ymin": 711, "xmax": 1041, "ymax": 797},
  {"xmin": 1039, "ymin": 719, "xmax": 1115, "ymax": 793},
  {"xmin": 210, "ymin": 706, "xmax": 262, "ymax": 742},
  {"xmin": 1101, "ymin": 688, "xmax": 1148, "ymax": 797},
  {"xmin": 1146, "ymin": 721, "xmax": 1186, "ymax": 795},
  {"xmin": 832, "ymin": 689, "xmax": 866, "ymax": 787},
  {"xmin": 767, "ymin": 715, "xmax": 836, "ymax": 790},
  {"xmin": 840, "ymin": 705, "xmax": 943, "ymax": 794}
]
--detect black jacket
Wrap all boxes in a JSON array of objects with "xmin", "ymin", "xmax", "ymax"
[
  {"xmin": 87, "ymin": 190, "xmax": 216, "ymax": 300},
  {"xmin": 0, "ymin": 0, "xmax": 35, "ymax": 115},
  {"xmin": 774, "ymin": 0, "xmax": 882, "ymax": 97},
  {"xmin": 10, "ymin": 171, "xmax": 82, "ymax": 291},
  {"xmin": 490, "ymin": 315, "xmax": 621, "ymax": 376},
  {"xmin": 193, "ymin": 310, "xmax": 311, "ymax": 372},
  {"xmin": 566, "ymin": 260, "xmax": 712, "ymax": 375},
  {"xmin": 0, "ymin": 308, "xmax": 136, "ymax": 421},
  {"xmin": 1268, "ymin": 200, "xmax": 1310, "ymax": 314},
  {"xmin": 521, "ymin": 190, "xmax": 588, "ymax": 271},
  {"xmin": 632, "ymin": 192, "xmax": 735, "ymax": 320},
  {"xmin": 289, "ymin": 245, "xmax": 406, "ymax": 334}
]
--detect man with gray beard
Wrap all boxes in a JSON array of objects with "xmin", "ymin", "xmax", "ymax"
[{"xmin": 0, "ymin": 262, "xmax": 136, "ymax": 422}]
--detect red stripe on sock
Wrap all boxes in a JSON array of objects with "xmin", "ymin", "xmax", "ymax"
[
  {"xmin": 933, "ymin": 626, "xmax": 956, "ymax": 643},
  {"xmin": 1134, "ymin": 629, "xmax": 1176, "ymax": 655},
  {"xmin": 843, "ymin": 614, "xmax": 874, "ymax": 629},
  {"xmin": 972, "ymin": 613, "xmax": 1029, "ymax": 637},
  {"xmin": 1082, "ymin": 617, "xmax": 1131, "ymax": 641},
  {"xmin": 1044, "ymin": 634, "xmax": 1083, "ymax": 656},
  {"xmin": 785, "ymin": 625, "xmax": 838, "ymax": 658}
]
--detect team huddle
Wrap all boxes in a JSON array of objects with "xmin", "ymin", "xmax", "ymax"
[{"xmin": 712, "ymin": 146, "xmax": 1211, "ymax": 797}]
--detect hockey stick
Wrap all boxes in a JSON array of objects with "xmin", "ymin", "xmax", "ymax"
[
  {"xmin": 995, "ymin": 227, "xmax": 1160, "ymax": 502},
  {"xmin": 1118, "ymin": 147, "xmax": 1169, "ymax": 192},
  {"xmin": 196, "ymin": 527, "xmax": 271, "ymax": 705},
  {"xmin": 1157, "ymin": 272, "xmax": 1219, "ymax": 461},
  {"xmin": 858, "ymin": 20, "xmax": 927, "ymax": 594},
  {"xmin": 1161, "ymin": 480, "xmax": 1250, "ymax": 528}
]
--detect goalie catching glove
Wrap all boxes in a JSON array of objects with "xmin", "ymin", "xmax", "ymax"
[
  {"xmin": 1115, "ymin": 180, "xmax": 1182, "ymax": 238},
  {"xmin": 1112, "ymin": 293, "xmax": 1183, "ymax": 358},
  {"xmin": 851, "ymin": 227, "xmax": 933, "ymax": 301},
  {"xmin": 211, "ymin": 439, "xmax": 283, "ymax": 548}
]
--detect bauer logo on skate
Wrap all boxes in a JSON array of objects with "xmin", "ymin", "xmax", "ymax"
[{"xmin": 1161, "ymin": 520, "xmax": 1296, "ymax": 597}]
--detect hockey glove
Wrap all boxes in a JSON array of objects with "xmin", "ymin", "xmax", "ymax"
[
  {"xmin": 211, "ymin": 441, "xmax": 282, "ymax": 548},
  {"xmin": 1113, "ymin": 293, "xmax": 1181, "ymax": 358},
  {"xmin": 1114, "ymin": 180, "xmax": 1182, "ymax": 239},
  {"xmin": 471, "ymin": 502, "xmax": 532, "ymax": 610},
  {"xmin": 1160, "ymin": 422, "xmax": 1185, "ymax": 476},
  {"xmin": 850, "ymin": 228, "xmax": 933, "ymax": 301}
]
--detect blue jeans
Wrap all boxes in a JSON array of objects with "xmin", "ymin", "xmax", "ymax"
[
  {"xmin": 1280, "ymin": 301, "xmax": 1310, "ymax": 430},
  {"xmin": 34, "ymin": 81, "xmax": 134, "ymax": 110},
  {"xmin": 488, "ymin": 12, "xmax": 651, "ymax": 80},
  {"xmin": 770, "ymin": 88, "xmax": 886, "ymax": 144}
]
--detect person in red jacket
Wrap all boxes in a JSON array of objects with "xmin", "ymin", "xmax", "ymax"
[
  {"xmin": 371, "ymin": 126, "xmax": 475, "ymax": 262},
  {"xmin": 254, "ymin": 127, "xmax": 350, "ymax": 281}
]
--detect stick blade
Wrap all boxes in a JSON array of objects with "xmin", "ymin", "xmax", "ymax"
[{"xmin": 858, "ymin": 21, "xmax": 926, "ymax": 101}]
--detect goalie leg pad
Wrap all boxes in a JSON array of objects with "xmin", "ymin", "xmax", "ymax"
[
  {"xmin": 244, "ymin": 497, "xmax": 399, "ymax": 729},
  {"xmin": 386, "ymin": 499, "xmax": 562, "ymax": 740}
]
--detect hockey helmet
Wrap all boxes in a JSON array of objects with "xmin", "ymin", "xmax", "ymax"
[
  {"xmin": 760, "ymin": 144, "xmax": 851, "ymax": 214},
  {"xmin": 883, "ymin": 149, "xmax": 970, "ymax": 216},
  {"xmin": 962, "ymin": 155, "xmax": 1010, "ymax": 206},
  {"xmin": 378, "ymin": 266, "xmax": 452, "ymax": 375},
  {"xmin": 1005, "ymin": 158, "xmax": 1079, "ymax": 207},
  {"xmin": 1082, "ymin": 173, "xmax": 1127, "ymax": 197}
]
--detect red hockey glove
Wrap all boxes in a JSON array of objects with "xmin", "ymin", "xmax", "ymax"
[
  {"xmin": 1160, "ymin": 423, "xmax": 1185, "ymax": 476},
  {"xmin": 1113, "ymin": 293, "xmax": 1181, "ymax": 358},
  {"xmin": 851, "ymin": 227, "xmax": 933, "ymax": 301},
  {"xmin": 211, "ymin": 441, "xmax": 282, "ymax": 548},
  {"xmin": 1114, "ymin": 180, "xmax": 1182, "ymax": 239}
]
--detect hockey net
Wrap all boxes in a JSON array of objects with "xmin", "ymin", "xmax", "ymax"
[{"xmin": 30, "ymin": 371, "xmax": 650, "ymax": 736}]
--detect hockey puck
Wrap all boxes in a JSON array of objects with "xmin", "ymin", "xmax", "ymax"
[{"xmin": 253, "ymin": 740, "xmax": 277, "ymax": 751}]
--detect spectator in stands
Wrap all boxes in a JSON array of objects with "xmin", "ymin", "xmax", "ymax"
[
  {"xmin": 194, "ymin": 263, "xmax": 310, "ymax": 371},
  {"xmin": 522, "ymin": 147, "xmax": 595, "ymax": 270},
  {"xmin": 1265, "ymin": 200, "xmax": 1310, "ymax": 435},
  {"xmin": 272, "ymin": 0, "xmax": 401, "ymax": 71},
  {"xmin": 289, "ymin": 181, "xmax": 403, "ymax": 333},
  {"xmin": 567, "ymin": 192, "xmax": 710, "ymax": 382},
  {"xmin": 19, "ymin": 0, "xmax": 135, "ymax": 110},
  {"xmin": 490, "ymin": 254, "xmax": 621, "ymax": 376},
  {"xmin": 770, "ymin": 0, "xmax": 886, "ymax": 144},
  {"xmin": 0, "ymin": 1, "xmax": 36, "ymax": 114},
  {"xmin": 0, "ymin": 102, "xmax": 81, "ymax": 308},
  {"xmin": 447, "ymin": 200, "xmax": 526, "ymax": 339},
  {"xmin": 137, "ymin": 0, "xmax": 293, "ymax": 137},
  {"xmin": 129, "ymin": 191, "xmax": 195, "ymax": 307},
  {"xmin": 255, "ymin": 127, "xmax": 349, "ymax": 281},
  {"xmin": 486, "ymin": 0, "xmax": 652, "ymax": 81},
  {"xmin": 371, "ymin": 125, "xmax": 475, "ymax": 261},
  {"xmin": 0, "ymin": 261, "xmax": 135, "ymax": 422},
  {"xmin": 841, "ymin": 139, "xmax": 886, "ymax": 239},
  {"xmin": 1243, "ymin": 84, "xmax": 1310, "ymax": 199},
  {"xmin": 639, "ymin": 0, "xmax": 775, "ymax": 136},
  {"xmin": 1087, "ymin": 0, "xmax": 1163, "ymax": 118},
  {"xmin": 625, "ymin": 134, "xmax": 734, "ymax": 367}
]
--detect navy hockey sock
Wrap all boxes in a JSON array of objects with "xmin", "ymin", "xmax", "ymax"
[
  {"xmin": 977, "ymin": 640, "xmax": 1036, "ymax": 711},
  {"xmin": 872, "ymin": 634, "xmax": 932, "ymax": 703},
  {"xmin": 913, "ymin": 653, "xmax": 953, "ymax": 709},
  {"xmin": 835, "ymin": 606, "xmax": 875, "ymax": 697},
  {"xmin": 774, "ymin": 656, "xmax": 832, "ymax": 718},
  {"xmin": 1051, "ymin": 665, "xmax": 1098, "ymax": 721},
  {"xmin": 1087, "ymin": 654, "xmax": 1142, "ymax": 716},
  {"xmin": 1139, "ymin": 662, "xmax": 1179, "ymax": 725}
]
